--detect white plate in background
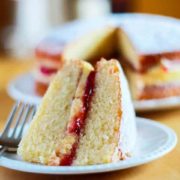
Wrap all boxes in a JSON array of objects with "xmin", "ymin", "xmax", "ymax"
[{"xmin": 0, "ymin": 117, "xmax": 177, "ymax": 174}]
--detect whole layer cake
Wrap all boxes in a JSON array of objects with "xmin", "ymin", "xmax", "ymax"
[
  {"xmin": 18, "ymin": 59, "xmax": 136, "ymax": 166},
  {"xmin": 34, "ymin": 14, "xmax": 180, "ymax": 100}
]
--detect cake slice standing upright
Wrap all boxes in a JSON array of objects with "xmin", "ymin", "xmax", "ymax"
[
  {"xmin": 73, "ymin": 59, "xmax": 136, "ymax": 165},
  {"xmin": 18, "ymin": 59, "xmax": 136, "ymax": 166}
]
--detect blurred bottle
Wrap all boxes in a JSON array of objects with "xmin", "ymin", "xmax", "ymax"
[
  {"xmin": 4, "ymin": 0, "xmax": 112, "ymax": 58},
  {"xmin": 76, "ymin": 0, "xmax": 110, "ymax": 19},
  {"xmin": 6, "ymin": 0, "xmax": 70, "ymax": 58}
]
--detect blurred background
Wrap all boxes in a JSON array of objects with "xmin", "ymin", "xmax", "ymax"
[{"xmin": 0, "ymin": 0, "xmax": 180, "ymax": 59}]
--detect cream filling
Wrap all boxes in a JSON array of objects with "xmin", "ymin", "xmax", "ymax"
[
  {"xmin": 33, "ymin": 69, "xmax": 56, "ymax": 84},
  {"xmin": 36, "ymin": 58, "xmax": 61, "ymax": 69},
  {"xmin": 126, "ymin": 59, "xmax": 180, "ymax": 99},
  {"xmin": 127, "ymin": 60, "xmax": 180, "ymax": 87},
  {"xmin": 161, "ymin": 58, "xmax": 180, "ymax": 72},
  {"xmin": 33, "ymin": 59, "xmax": 62, "ymax": 84}
]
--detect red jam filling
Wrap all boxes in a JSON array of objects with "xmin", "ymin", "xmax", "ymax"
[
  {"xmin": 60, "ymin": 142, "xmax": 78, "ymax": 166},
  {"xmin": 60, "ymin": 71, "xmax": 96, "ymax": 166},
  {"xmin": 40, "ymin": 66, "xmax": 58, "ymax": 75}
]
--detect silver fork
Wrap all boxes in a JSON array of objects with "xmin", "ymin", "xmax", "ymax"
[{"xmin": 0, "ymin": 101, "xmax": 36, "ymax": 155}]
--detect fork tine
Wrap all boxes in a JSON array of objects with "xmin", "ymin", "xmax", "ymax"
[
  {"xmin": 17, "ymin": 104, "xmax": 33, "ymax": 139},
  {"xmin": 32, "ymin": 105, "xmax": 36, "ymax": 116},
  {"xmin": 11, "ymin": 103, "xmax": 26, "ymax": 138},
  {"xmin": 1, "ymin": 102, "xmax": 19, "ymax": 137},
  {"xmin": 0, "ymin": 102, "xmax": 36, "ymax": 150}
]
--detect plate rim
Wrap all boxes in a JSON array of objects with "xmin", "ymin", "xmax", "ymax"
[{"xmin": 0, "ymin": 117, "xmax": 177, "ymax": 175}]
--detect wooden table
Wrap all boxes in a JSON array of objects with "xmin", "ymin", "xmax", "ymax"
[{"xmin": 0, "ymin": 57, "xmax": 180, "ymax": 180}]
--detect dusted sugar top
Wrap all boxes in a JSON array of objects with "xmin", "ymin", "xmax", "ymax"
[
  {"xmin": 35, "ymin": 14, "xmax": 180, "ymax": 57},
  {"xmin": 114, "ymin": 14, "xmax": 180, "ymax": 55}
]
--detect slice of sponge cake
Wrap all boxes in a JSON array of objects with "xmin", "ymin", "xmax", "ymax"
[{"xmin": 18, "ymin": 59, "xmax": 136, "ymax": 166}]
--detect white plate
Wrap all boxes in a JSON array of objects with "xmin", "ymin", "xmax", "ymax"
[
  {"xmin": 8, "ymin": 73, "xmax": 41, "ymax": 105},
  {"xmin": 0, "ymin": 117, "xmax": 177, "ymax": 174},
  {"xmin": 7, "ymin": 73, "xmax": 180, "ymax": 111}
]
